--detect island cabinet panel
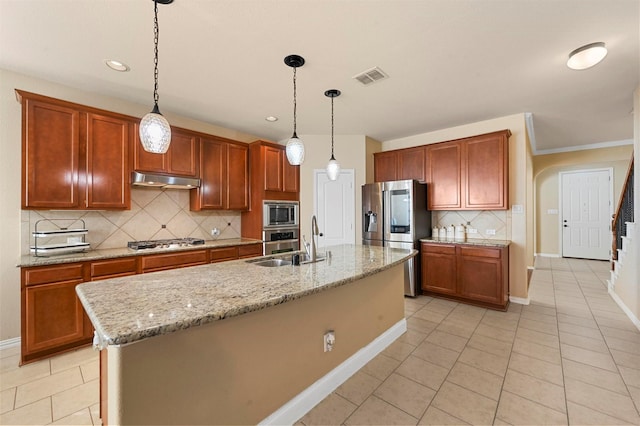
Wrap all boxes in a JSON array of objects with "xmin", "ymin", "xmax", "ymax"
[
  {"xmin": 133, "ymin": 126, "xmax": 199, "ymax": 178},
  {"xmin": 86, "ymin": 113, "xmax": 131, "ymax": 209},
  {"xmin": 426, "ymin": 141, "xmax": 463, "ymax": 209},
  {"xmin": 18, "ymin": 90, "xmax": 132, "ymax": 210},
  {"xmin": 190, "ymin": 137, "xmax": 249, "ymax": 211},
  {"xmin": 90, "ymin": 257, "xmax": 138, "ymax": 280},
  {"xmin": 21, "ymin": 97, "xmax": 81, "ymax": 209},
  {"xmin": 21, "ymin": 263, "xmax": 92, "ymax": 364},
  {"xmin": 210, "ymin": 246, "xmax": 238, "ymax": 263},
  {"xmin": 237, "ymin": 243, "xmax": 263, "ymax": 258},
  {"xmin": 141, "ymin": 249, "xmax": 209, "ymax": 273},
  {"xmin": 420, "ymin": 242, "xmax": 509, "ymax": 310}
]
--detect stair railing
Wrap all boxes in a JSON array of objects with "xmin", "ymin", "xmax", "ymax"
[{"xmin": 611, "ymin": 156, "xmax": 634, "ymax": 269}]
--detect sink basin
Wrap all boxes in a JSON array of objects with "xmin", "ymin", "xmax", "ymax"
[{"xmin": 250, "ymin": 258, "xmax": 291, "ymax": 267}]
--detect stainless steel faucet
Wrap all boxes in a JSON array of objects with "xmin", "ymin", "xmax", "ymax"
[{"xmin": 310, "ymin": 215, "xmax": 320, "ymax": 261}]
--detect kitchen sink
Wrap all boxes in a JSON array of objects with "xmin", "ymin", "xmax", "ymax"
[
  {"xmin": 250, "ymin": 258, "xmax": 291, "ymax": 267},
  {"xmin": 246, "ymin": 253, "xmax": 327, "ymax": 267}
]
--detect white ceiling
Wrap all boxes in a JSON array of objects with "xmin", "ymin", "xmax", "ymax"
[{"xmin": 1, "ymin": 0, "xmax": 638, "ymax": 153}]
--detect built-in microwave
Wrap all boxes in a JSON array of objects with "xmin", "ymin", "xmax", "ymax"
[{"xmin": 263, "ymin": 201, "xmax": 299, "ymax": 228}]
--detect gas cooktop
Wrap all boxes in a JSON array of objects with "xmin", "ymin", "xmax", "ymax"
[{"xmin": 127, "ymin": 238, "xmax": 205, "ymax": 250}]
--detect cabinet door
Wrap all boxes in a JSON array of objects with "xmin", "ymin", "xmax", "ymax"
[
  {"xmin": 86, "ymin": 114, "xmax": 131, "ymax": 209},
  {"xmin": 464, "ymin": 132, "xmax": 508, "ymax": 210},
  {"xmin": 457, "ymin": 246, "xmax": 504, "ymax": 306},
  {"xmin": 227, "ymin": 143, "xmax": 250, "ymax": 209},
  {"xmin": 210, "ymin": 247, "xmax": 238, "ymax": 263},
  {"xmin": 22, "ymin": 98, "xmax": 81, "ymax": 208},
  {"xmin": 264, "ymin": 146, "xmax": 283, "ymax": 191},
  {"xmin": 398, "ymin": 147, "xmax": 426, "ymax": 182},
  {"xmin": 90, "ymin": 257, "xmax": 138, "ymax": 280},
  {"xmin": 168, "ymin": 129, "xmax": 199, "ymax": 177},
  {"xmin": 141, "ymin": 250, "xmax": 209, "ymax": 273},
  {"xmin": 421, "ymin": 244, "xmax": 457, "ymax": 295},
  {"xmin": 426, "ymin": 142, "xmax": 462, "ymax": 210},
  {"xmin": 133, "ymin": 123, "xmax": 167, "ymax": 173},
  {"xmin": 196, "ymin": 138, "xmax": 226, "ymax": 210},
  {"xmin": 23, "ymin": 280, "xmax": 88, "ymax": 357},
  {"xmin": 373, "ymin": 151, "xmax": 397, "ymax": 182},
  {"xmin": 282, "ymin": 158, "xmax": 299, "ymax": 193},
  {"xmin": 237, "ymin": 243, "xmax": 263, "ymax": 259}
]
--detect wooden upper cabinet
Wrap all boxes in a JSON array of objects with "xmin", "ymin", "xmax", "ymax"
[
  {"xmin": 464, "ymin": 131, "xmax": 509, "ymax": 210},
  {"xmin": 373, "ymin": 151, "xmax": 398, "ymax": 182},
  {"xmin": 18, "ymin": 90, "xmax": 131, "ymax": 210},
  {"xmin": 86, "ymin": 113, "xmax": 131, "ymax": 209},
  {"xmin": 133, "ymin": 126, "xmax": 199, "ymax": 178},
  {"xmin": 283, "ymin": 158, "xmax": 299, "ymax": 193},
  {"xmin": 226, "ymin": 143, "xmax": 249, "ymax": 209},
  {"xmin": 22, "ymin": 97, "xmax": 81, "ymax": 209},
  {"xmin": 373, "ymin": 147, "xmax": 427, "ymax": 183},
  {"xmin": 398, "ymin": 146, "xmax": 427, "ymax": 182},
  {"xmin": 190, "ymin": 137, "xmax": 249, "ymax": 211},
  {"xmin": 426, "ymin": 141, "xmax": 462, "ymax": 210},
  {"xmin": 264, "ymin": 146, "xmax": 284, "ymax": 191}
]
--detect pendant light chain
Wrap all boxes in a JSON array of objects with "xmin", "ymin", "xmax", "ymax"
[
  {"xmin": 153, "ymin": 0, "xmax": 160, "ymax": 106},
  {"xmin": 292, "ymin": 66, "xmax": 297, "ymax": 135},
  {"xmin": 330, "ymin": 95, "xmax": 335, "ymax": 160}
]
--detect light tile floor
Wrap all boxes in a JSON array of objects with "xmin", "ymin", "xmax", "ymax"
[{"xmin": 1, "ymin": 256, "xmax": 639, "ymax": 425}]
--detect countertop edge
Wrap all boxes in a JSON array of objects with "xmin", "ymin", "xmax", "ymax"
[{"xmin": 419, "ymin": 238, "xmax": 511, "ymax": 248}]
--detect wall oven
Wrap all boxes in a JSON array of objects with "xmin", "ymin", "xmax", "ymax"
[
  {"xmin": 262, "ymin": 227, "xmax": 299, "ymax": 255},
  {"xmin": 263, "ymin": 201, "xmax": 299, "ymax": 228}
]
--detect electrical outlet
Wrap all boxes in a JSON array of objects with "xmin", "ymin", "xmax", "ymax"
[
  {"xmin": 323, "ymin": 330, "xmax": 335, "ymax": 352},
  {"xmin": 486, "ymin": 229, "xmax": 496, "ymax": 235},
  {"xmin": 467, "ymin": 228, "xmax": 478, "ymax": 234},
  {"xmin": 211, "ymin": 228, "xmax": 220, "ymax": 237}
]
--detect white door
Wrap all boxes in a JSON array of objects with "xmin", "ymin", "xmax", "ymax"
[
  {"xmin": 561, "ymin": 169, "xmax": 612, "ymax": 260},
  {"xmin": 314, "ymin": 169, "xmax": 355, "ymax": 249}
]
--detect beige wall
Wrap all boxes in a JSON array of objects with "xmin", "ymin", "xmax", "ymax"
[
  {"xmin": 533, "ymin": 145, "xmax": 634, "ymax": 256},
  {"xmin": 0, "ymin": 69, "xmax": 262, "ymax": 341},
  {"xmin": 365, "ymin": 136, "xmax": 382, "ymax": 183},
  {"xmin": 108, "ymin": 265, "xmax": 405, "ymax": 425},
  {"xmin": 293, "ymin": 135, "xmax": 368, "ymax": 246},
  {"xmin": 383, "ymin": 114, "xmax": 532, "ymax": 300}
]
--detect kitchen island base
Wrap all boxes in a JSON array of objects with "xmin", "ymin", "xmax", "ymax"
[{"xmin": 102, "ymin": 264, "xmax": 405, "ymax": 425}]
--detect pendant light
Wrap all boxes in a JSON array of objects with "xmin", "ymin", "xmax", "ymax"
[
  {"xmin": 325, "ymin": 89, "xmax": 341, "ymax": 181},
  {"xmin": 139, "ymin": 0, "xmax": 173, "ymax": 154},
  {"xmin": 284, "ymin": 55, "xmax": 305, "ymax": 165}
]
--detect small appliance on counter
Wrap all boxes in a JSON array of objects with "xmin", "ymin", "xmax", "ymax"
[
  {"xmin": 31, "ymin": 219, "xmax": 90, "ymax": 257},
  {"xmin": 362, "ymin": 179, "xmax": 431, "ymax": 296}
]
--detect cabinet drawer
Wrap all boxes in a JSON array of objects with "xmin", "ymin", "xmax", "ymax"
[
  {"xmin": 238, "ymin": 244, "xmax": 263, "ymax": 259},
  {"xmin": 210, "ymin": 247, "xmax": 238, "ymax": 263},
  {"xmin": 459, "ymin": 246, "xmax": 501, "ymax": 259},
  {"xmin": 91, "ymin": 257, "xmax": 138, "ymax": 280},
  {"xmin": 141, "ymin": 250, "xmax": 208, "ymax": 272},
  {"xmin": 421, "ymin": 244, "xmax": 456, "ymax": 255},
  {"xmin": 23, "ymin": 263, "xmax": 85, "ymax": 286}
]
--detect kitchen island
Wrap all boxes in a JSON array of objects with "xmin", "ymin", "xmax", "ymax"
[{"xmin": 76, "ymin": 244, "xmax": 415, "ymax": 425}]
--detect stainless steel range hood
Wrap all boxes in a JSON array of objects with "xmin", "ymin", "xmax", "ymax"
[{"xmin": 131, "ymin": 172, "xmax": 200, "ymax": 189}]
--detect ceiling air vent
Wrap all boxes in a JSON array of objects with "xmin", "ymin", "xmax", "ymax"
[{"xmin": 353, "ymin": 66, "xmax": 388, "ymax": 86}]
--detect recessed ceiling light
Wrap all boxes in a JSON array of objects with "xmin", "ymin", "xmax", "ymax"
[
  {"xmin": 105, "ymin": 59, "xmax": 130, "ymax": 72},
  {"xmin": 567, "ymin": 42, "xmax": 607, "ymax": 70},
  {"xmin": 265, "ymin": 116, "xmax": 278, "ymax": 122}
]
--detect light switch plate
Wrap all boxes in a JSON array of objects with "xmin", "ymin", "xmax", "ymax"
[
  {"xmin": 512, "ymin": 204, "xmax": 524, "ymax": 214},
  {"xmin": 547, "ymin": 209, "xmax": 559, "ymax": 215},
  {"xmin": 486, "ymin": 229, "xmax": 496, "ymax": 235}
]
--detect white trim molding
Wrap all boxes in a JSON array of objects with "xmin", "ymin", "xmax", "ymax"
[
  {"xmin": 510, "ymin": 296, "xmax": 530, "ymax": 305},
  {"xmin": 259, "ymin": 318, "xmax": 407, "ymax": 425},
  {"xmin": 0, "ymin": 337, "xmax": 20, "ymax": 351},
  {"xmin": 608, "ymin": 289, "xmax": 640, "ymax": 332},
  {"xmin": 535, "ymin": 253, "xmax": 561, "ymax": 258}
]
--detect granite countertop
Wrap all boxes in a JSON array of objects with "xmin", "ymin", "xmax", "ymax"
[
  {"xmin": 18, "ymin": 238, "xmax": 263, "ymax": 267},
  {"xmin": 76, "ymin": 244, "xmax": 416, "ymax": 347},
  {"xmin": 419, "ymin": 237, "xmax": 511, "ymax": 248}
]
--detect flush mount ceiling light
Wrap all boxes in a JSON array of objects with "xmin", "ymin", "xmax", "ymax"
[
  {"xmin": 325, "ymin": 89, "xmax": 341, "ymax": 181},
  {"xmin": 265, "ymin": 116, "xmax": 278, "ymax": 122},
  {"xmin": 567, "ymin": 42, "xmax": 607, "ymax": 70},
  {"xmin": 284, "ymin": 54, "xmax": 305, "ymax": 165},
  {"xmin": 139, "ymin": 0, "xmax": 173, "ymax": 154},
  {"xmin": 105, "ymin": 59, "xmax": 130, "ymax": 72}
]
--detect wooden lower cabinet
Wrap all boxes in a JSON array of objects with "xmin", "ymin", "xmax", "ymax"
[
  {"xmin": 141, "ymin": 250, "xmax": 209, "ymax": 273},
  {"xmin": 238, "ymin": 243, "xmax": 263, "ymax": 259},
  {"xmin": 421, "ymin": 242, "xmax": 509, "ymax": 310}
]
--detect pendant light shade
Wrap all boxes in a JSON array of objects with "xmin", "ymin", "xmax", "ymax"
[
  {"xmin": 325, "ymin": 89, "xmax": 341, "ymax": 181},
  {"xmin": 284, "ymin": 55, "xmax": 305, "ymax": 165},
  {"xmin": 140, "ymin": 0, "xmax": 173, "ymax": 154}
]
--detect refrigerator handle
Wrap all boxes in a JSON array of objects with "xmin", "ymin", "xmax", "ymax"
[{"xmin": 383, "ymin": 189, "xmax": 390, "ymax": 240}]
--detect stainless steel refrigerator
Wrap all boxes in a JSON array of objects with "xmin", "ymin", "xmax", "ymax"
[{"xmin": 362, "ymin": 179, "xmax": 431, "ymax": 296}]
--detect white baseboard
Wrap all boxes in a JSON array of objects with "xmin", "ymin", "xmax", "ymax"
[
  {"xmin": 0, "ymin": 337, "xmax": 20, "ymax": 351},
  {"xmin": 608, "ymin": 289, "xmax": 640, "ymax": 332},
  {"xmin": 535, "ymin": 253, "xmax": 561, "ymax": 258},
  {"xmin": 510, "ymin": 296, "xmax": 530, "ymax": 305},
  {"xmin": 259, "ymin": 318, "xmax": 407, "ymax": 425}
]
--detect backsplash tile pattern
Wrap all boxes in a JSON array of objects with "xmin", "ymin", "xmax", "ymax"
[
  {"xmin": 433, "ymin": 210, "xmax": 511, "ymax": 240},
  {"xmin": 22, "ymin": 188, "xmax": 242, "ymax": 255}
]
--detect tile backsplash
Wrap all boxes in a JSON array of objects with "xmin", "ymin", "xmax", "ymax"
[
  {"xmin": 432, "ymin": 210, "xmax": 511, "ymax": 240},
  {"xmin": 22, "ymin": 188, "xmax": 241, "ymax": 255}
]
